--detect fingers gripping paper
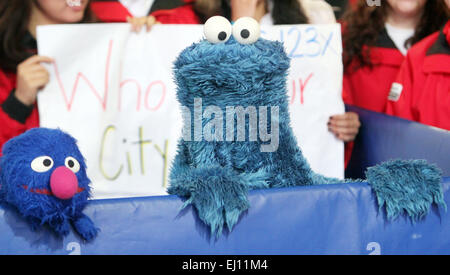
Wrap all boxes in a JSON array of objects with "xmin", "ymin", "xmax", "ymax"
[{"xmin": 37, "ymin": 24, "xmax": 344, "ymax": 199}]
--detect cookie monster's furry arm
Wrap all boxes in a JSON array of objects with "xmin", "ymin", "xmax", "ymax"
[
  {"xmin": 168, "ymin": 140, "xmax": 267, "ymax": 236},
  {"xmin": 366, "ymin": 159, "xmax": 446, "ymax": 221}
]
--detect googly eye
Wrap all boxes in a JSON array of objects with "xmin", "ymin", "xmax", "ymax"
[
  {"xmin": 31, "ymin": 156, "xmax": 54, "ymax": 173},
  {"xmin": 65, "ymin": 156, "xmax": 80, "ymax": 173},
  {"xmin": 204, "ymin": 16, "xmax": 232, "ymax": 44},
  {"xmin": 232, "ymin": 17, "xmax": 260, "ymax": 44}
]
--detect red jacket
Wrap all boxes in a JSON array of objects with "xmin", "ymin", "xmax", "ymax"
[
  {"xmin": 343, "ymin": 28, "xmax": 405, "ymax": 113},
  {"xmin": 90, "ymin": 0, "xmax": 200, "ymax": 24},
  {"xmin": 0, "ymin": 33, "xmax": 39, "ymax": 151},
  {"xmin": 342, "ymin": 27, "xmax": 404, "ymax": 168},
  {"xmin": 386, "ymin": 21, "xmax": 450, "ymax": 131},
  {"xmin": 0, "ymin": 71, "xmax": 40, "ymax": 151}
]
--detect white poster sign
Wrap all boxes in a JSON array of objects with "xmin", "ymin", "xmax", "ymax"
[{"xmin": 37, "ymin": 23, "xmax": 344, "ymax": 199}]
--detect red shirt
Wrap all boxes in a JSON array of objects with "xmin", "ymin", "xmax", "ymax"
[
  {"xmin": 0, "ymin": 70, "xmax": 40, "ymax": 151},
  {"xmin": 342, "ymin": 27, "xmax": 405, "ymax": 168},
  {"xmin": 0, "ymin": 33, "xmax": 39, "ymax": 152},
  {"xmin": 343, "ymin": 28, "xmax": 405, "ymax": 113},
  {"xmin": 386, "ymin": 21, "xmax": 450, "ymax": 131},
  {"xmin": 90, "ymin": 0, "xmax": 200, "ymax": 24}
]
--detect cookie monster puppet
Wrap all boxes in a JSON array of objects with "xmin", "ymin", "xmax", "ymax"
[
  {"xmin": 168, "ymin": 16, "xmax": 446, "ymax": 237},
  {"xmin": 0, "ymin": 128, "xmax": 98, "ymax": 241}
]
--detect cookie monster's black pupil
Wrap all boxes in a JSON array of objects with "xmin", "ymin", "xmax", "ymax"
[
  {"xmin": 241, "ymin": 29, "xmax": 250, "ymax": 39},
  {"xmin": 218, "ymin": 31, "xmax": 227, "ymax": 41},
  {"xmin": 68, "ymin": 160, "xmax": 74, "ymax": 168},
  {"xmin": 43, "ymin": 159, "xmax": 51, "ymax": 167}
]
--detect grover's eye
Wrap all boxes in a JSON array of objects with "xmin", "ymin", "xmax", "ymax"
[
  {"xmin": 65, "ymin": 156, "xmax": 80, "ymax": 173},
  {"xmin": 232, "ymin": 17, "xmax": 260, "ymax": 44},
  {"xmin": 204, "ymin": 16, "xmax": 232, "ymax": 44},
  {"xmin": 31, "ymin": 156, "xmax": 54, "ymax": 173}
]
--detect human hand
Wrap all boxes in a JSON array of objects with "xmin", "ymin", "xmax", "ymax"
[
  {"xmin": 327, "ymin": 112, "xmax": 361, "ymax": 142},
  {"xmin": 127, "ymin": 15, "xmax": 160, "ymax": 32},
  {"xmin": 15, "ymin": 55, "xmax": 53, "ymax": 106},
  {"xmin": 230, "ymin": 0, "xmax": 259, "ymax": 21}
]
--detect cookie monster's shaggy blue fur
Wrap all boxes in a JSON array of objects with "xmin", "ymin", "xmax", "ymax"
[
  {"xmin": 0, "ymin": 128, "xmax": 98, "ymax": 241},
  {"xmin": 366, "ymin": 159, "xmax": 446, "ymax": 221},
  {"xmin": 168, "ymin": 35, "xmax": 446, "ymax": 236}
]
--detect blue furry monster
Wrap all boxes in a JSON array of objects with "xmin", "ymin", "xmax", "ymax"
[
  {"xmin": 168, "ymin": 16, "xmax": 446, "ymax": 236},
  {"xmin": 0, "ymin": 128, "xmax": 98, "ymax": 241}
]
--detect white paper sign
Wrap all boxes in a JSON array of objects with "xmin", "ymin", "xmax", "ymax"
[{"xmin": 37, "ymin": 23, "xmax": 344, "ymax": 199}]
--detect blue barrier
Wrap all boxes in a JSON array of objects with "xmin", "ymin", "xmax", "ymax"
[
  {"xmin": 1, "ymin": 106, "xmax": 449, "ymax": 255},
  {"xmin": 345, "ymin": 105, "xmax": 450, "ymax": 179},
  {"xmin": 1, "ymin": 177, "xmax": 449, "ymax": 255}
]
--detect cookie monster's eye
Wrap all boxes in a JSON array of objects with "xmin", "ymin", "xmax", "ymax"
[
  {"xmin": 65, "ymin": 157, "xmax": 80, "ymax": 173},
  {"xmin": 31, "ymin": 156, "xmax": 54, "ymax": 173},
  {"xmin": 232, "ymin": 17, "xmax": 260, "ymax": 45},
  {"xmin": 204, "ymin": 16, "xmax": 232, "ymax": 44}
]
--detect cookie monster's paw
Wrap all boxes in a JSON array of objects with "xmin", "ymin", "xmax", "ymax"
[
  {"xmin": 366, "ymin": 159, "xmax": 446, "ymax": 222},
  {"xmin": 72, "ymin": 213, "xmax": 99, "ymax": 242},
  {"xmin": 169, "ymin": 166, "xmax": 266, "ymax": 237}
]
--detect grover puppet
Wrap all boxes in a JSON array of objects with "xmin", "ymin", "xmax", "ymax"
[
  {"xmin": 0, "ymin": 128, "xmax": 98, "ymax": 241},
  {"xmin": 168, "ymin": 16, "xmax": 446, "ymax": 237}
]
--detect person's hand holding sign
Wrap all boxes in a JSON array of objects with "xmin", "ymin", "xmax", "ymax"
[
  {"xmin": 15, "ymin": 55, "xmax": 54, "ymax": 106},
  {"xmin": 127, "ymin": 15, "xmax": 160, "ymax": 32},
  {"xmin": 328, "ymin": 112, "xmax": 361, "ymax": 142}
]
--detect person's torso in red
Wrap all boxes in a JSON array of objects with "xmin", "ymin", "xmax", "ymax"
[
  {"xmin": 0, "ymin": 72, "xmax": 40, "ymax": 150},
  {"xmin": 0, "ymin": 35, "xmax": 40, "ymax": 151},
  {"xmin": 90, "ymin": 0, "xmax": 200, "ymax": 23},
  {"xmin": 386, "ymin": 21, "xmax": 450, "ymax": 131},
  {"xmin": 343, "ymin": 28, "xmax": 405, "ymax": 113}
]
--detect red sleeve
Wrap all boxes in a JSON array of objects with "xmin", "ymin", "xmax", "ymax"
[
  {"xmin": 90, "ymin": 1, "xmax": 132, "ymax": 22},
  {"xmin": 0, "ymin": 70, "xmax": 38, "ymax": 152},
  {"xmin": 150, "ymin": 4, "xmax": 200, "ymax": 24},
  {"xmin": 90, "ymin": 1, "xmax": 200, "ymax": 24},
  {"xmin": 0, "ymin": 71, "xmax": 24, "ymax": 150},
  {"xmin": 385, "ymin": 52, "xmax": 415, "ymax": 120}
]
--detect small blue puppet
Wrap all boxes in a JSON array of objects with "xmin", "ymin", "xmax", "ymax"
[
  {"xmin": 168, "ymin": 16, "xmax": 446, "ymax": 237},
  {"xmin": 0, "ymin": 128, "xmax": 98, "ymax": 241}
]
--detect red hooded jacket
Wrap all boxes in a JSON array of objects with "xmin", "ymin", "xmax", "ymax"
[
  {"xmin": 343, "ymin": 28, "xmax": 405, "ymax": 113},
  {"xmin": 90, "ymin": 0, "xmax": 200, "ymax": 23},
  {"xmin": 386, "ymin": 21, "xmax": 450, "ymax": 131},
  {"xmin": 0, "ymin": 35, "xmax": 39, "ymax": 151}
]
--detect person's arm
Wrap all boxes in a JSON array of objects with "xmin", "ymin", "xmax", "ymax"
[
  {"xmin": 0, "ymin": 55, "xmax": 52, "ymax": 150},
  {"xmin": 1, "ymin": 88, "xmax": 34, "ymax": 124},
  {"xmin": 0, "ymin": 84, "xmax": 32, "ymax": 150}
]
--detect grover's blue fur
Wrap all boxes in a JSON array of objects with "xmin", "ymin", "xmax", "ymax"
[
  {"xmin": 168, "ymin": 36, "xmax": 446, "ymax": 236},
  {"xmin": 0, "ymin": 128, "xmax": 98, "ymax": 241}
]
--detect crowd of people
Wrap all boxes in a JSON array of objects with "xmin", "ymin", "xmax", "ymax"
[{"xmin": 0, "ymin": 0, "xmax": 449, "ymax": 168}]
